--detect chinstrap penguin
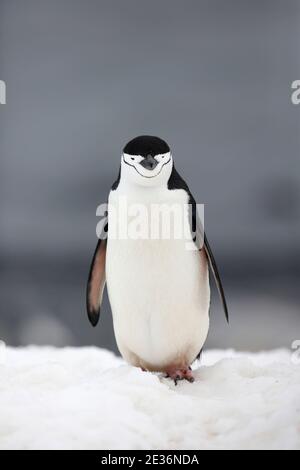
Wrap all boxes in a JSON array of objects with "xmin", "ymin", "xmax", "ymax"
[{"xmin": 87, "ymin": 135, "xmax": 228, "ymax": 384}]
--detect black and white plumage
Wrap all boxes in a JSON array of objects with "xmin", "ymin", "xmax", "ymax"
[{"xmin": 86, "ymin": 135, "xmax": 228, "ymax": 383}]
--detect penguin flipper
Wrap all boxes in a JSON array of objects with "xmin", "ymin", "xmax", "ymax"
[
  {"xmin": 193, "ymin": 198, "xmax": 229, "ymax": 322},
  {"xmin": 168, "ymin": 167, "xmax": 228, "ymax": 322},
  {"xmin": 86, "ymin": 238, "xmax": 107, "ymax": 327},
  {"xmin": 203, "ymin": 233, "xmax": 229, "ymax": 323},
  {"xmin": 184, "ymin": 186, "xmax": 229, "ymax": 322}
]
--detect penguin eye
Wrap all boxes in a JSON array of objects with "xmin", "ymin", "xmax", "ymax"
[{"xmin": 131, "ymin": 157, "xmax": 135, "ymax": 161}]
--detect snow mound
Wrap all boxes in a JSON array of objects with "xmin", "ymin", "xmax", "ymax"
[{"xmin": 0, "ymin": 347, "xmax": 299, "ymax": 450}]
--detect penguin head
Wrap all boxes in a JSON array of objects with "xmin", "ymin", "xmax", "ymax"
[{"xmin": 121, "ymin": 135, "xmax": 173, "ymax": 187}]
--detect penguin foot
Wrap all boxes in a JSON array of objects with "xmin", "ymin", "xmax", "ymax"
[{"xmin": 165, "ymin": 368, "xmax": 195, "ymax": 385}]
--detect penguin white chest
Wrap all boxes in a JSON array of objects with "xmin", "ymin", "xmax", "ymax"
[{"xmin": 106, "ymin": 187, "xmax": 210, "ymax": 370}]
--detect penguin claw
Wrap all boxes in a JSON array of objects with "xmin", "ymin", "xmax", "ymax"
[
  {"xmin": 174, "ymin": 375, "xmax": 181, "ymax": 386},
  {"xmin": 165, "ymin": 368, "xmax": 195, "ymax": 384}
]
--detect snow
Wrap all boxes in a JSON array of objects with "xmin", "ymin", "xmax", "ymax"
[{"xmin": 0, "ymin": 347, "xmax": 299, "ymax": 450}]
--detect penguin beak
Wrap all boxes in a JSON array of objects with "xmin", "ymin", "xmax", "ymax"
[{"xmin": 140, "ymin": 154, "xmax": 158, "ymax": 171}]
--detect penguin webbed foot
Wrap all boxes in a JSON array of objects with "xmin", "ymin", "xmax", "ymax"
[{"xmin": 165, "ymin": 367, "xmax": 195, "ymax": 385}]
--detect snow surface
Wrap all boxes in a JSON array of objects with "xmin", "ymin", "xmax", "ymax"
[{"xmin": 0, "ymin": 347, "xmax": 299, "ymax": 450}]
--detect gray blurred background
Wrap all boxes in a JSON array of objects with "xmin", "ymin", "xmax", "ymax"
[{"xmin": 0, "ymin": 0, "xmax": 299, "ymax": 352}]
